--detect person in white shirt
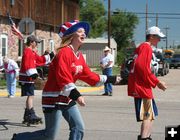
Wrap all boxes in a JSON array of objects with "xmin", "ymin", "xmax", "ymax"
[
  {"xmin": 2, "ymin": 57, "xmax": 19, "ymax": 98},
  {"xmin": 100, "ymin": 46, "xmax": 114, "ymax": 96}
]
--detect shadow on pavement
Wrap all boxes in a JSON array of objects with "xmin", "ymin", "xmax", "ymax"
[{"xmin": 0, "ymin": 119, "xmax": 36, "ymax": 131}]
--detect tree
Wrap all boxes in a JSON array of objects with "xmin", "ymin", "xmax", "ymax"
[
  {"xmin": 79, "ymin": 0, "xmax": 106, "ymax": 38},
  {"xmin": 177, "ymin": 45, "xmax": 180, "ymax": 49},
  {"xmin": 110, "ymin": 10, "xmax": 139, "ymax": 64},
  {"xmin": 111, "ymin": 9, "xmax": 139, "ymax": 51},
  {"xmin": 79, "ymin": 2, "xmax": 139, "ymax": 64}
]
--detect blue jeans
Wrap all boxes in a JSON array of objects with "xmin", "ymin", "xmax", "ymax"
[
  {"xmin": 14, "ymin": 105, "xmax": 85, "ymax": 140},
  {"xmin": 6, "ymin": 72, "xmax": 16, "ymax": 96},
  {"xmin": 103, "ymin": 67, "xmax": 112, "ymax": 93}
]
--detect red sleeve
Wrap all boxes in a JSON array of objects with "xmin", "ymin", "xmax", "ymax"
[
  {"xmin": 78, "ymin": 54, "xmax": 100, "ymax": 86},
  {"xmin": 135, "ymin": 44, "xmax": 159, "ymax": 88},
  {"xmin": 34, "ymin": 53, "xmax": 46, "ymax": 67}
]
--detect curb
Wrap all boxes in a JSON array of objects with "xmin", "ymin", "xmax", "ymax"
[{"xmin": 0, "ymin": 86, "xmax": 104, "ymax": 97}]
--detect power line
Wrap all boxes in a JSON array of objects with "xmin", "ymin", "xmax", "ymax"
[
  {"xmin": 112, "ymin": 11, "xmax": 180, "ymax": 16},
  {"xmin": 138, "ymin": 17, "xmax": 180, "ymax": 19},
  {"xmin": 134, "ymin": 12, "xmax": 180, "ymax": 16},
  {"xmin": 112, "ymin": 11, "xmax": 180, "ymax": 19}
]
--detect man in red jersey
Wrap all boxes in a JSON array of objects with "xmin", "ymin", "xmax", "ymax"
[{"xmin": 128, "ymin": 26, "xmax": 167, "ymax": 140}]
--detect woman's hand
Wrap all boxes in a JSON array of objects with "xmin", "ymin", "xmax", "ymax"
[{"xmin": 77, "ymin": 96, "xmax": 86, "ymax": 106}]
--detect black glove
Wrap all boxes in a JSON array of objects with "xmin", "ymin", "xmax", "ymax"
[
  {"xmin": 30, "ymin": 73, "xmax": 38, "ymax": 80},
  {"xmin": 49, "ymin": 51, "xmax": 55, "ymax": 60},
  {"xmin": 105, "ymin": 76, "xmax": 120, "ymax": 85},
  {"xmin": 69, "ymin": 88, "xmax": 82, "ymax": 100}
]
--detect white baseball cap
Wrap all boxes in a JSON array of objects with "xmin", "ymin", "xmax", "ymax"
[
  {"xmin": 103, "ymin": 46, "xmax": 111, "ymax": 52},
  {"xmin": 146, "ymin": 26, "xmax": 165, "ymax": 38}
]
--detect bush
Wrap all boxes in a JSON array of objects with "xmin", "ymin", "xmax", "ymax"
[{"xmin": 116, "ymin": 49, "xmax": 126, "ymax": 65}]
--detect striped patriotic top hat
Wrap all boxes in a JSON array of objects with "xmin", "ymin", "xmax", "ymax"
[{"xmin": 58, "ymin": 20, "xmax": 90, "ymax": 38}]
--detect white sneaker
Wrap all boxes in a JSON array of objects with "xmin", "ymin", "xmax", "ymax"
[{"xmin": 8, "ymin": 95, "xmax": 15, "ymax": 98}]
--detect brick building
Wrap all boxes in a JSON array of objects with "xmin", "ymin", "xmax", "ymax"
[{"xmin": 0, "ymin": 0, "xmax": 80, "ymax": 61}]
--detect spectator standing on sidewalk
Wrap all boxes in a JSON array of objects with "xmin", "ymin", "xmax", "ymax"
[
  {"xmin": 128, "ymin": 26, "xmax": 167, "ymax": 140},
  {"xmin": 100, "ymin": 46, "xmax": 114, "ymax": 96},
  {"xmin": 18, "ymin": 35, "xmax": 53, "ymax": 126},
  {"xmin": 2, "ymin": 57, "xmax": 19, "ymax": 98},
  {"xmin": 12, "ymin": 20, "xmax": 120, "ymax": 140}
]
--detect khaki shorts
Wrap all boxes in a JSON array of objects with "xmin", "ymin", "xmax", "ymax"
[{"xmin": 134, "ymin": 98, "xmax": 158, "ymax": 122}]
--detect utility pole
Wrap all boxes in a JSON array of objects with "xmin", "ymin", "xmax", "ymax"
[
  {"xmin": 156, "ymin": 13, "xmax": 158, "ymax": 26},
  {"xmin": 108, "ymin": 0, "xmax": 111, "ymax": 48},
  {"xmin": 145, "ymin": 0, "xmax": 148, "ymax": 38},
  {"xmin": 156, "ymin": 13, "xmax": 158, "ymax": 47},
  {"xmin": 164, "ymin": 26, "xmax": 170, "ymax": 50}
]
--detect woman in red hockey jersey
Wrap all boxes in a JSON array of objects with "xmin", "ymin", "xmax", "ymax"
[{"xmin": 12, "ymin": 20, "xmax": 120, "ymax": 140}]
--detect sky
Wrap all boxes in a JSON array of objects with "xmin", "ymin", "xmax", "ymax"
[{"xmin": 103, "ymin": 0, "xmax": 180, "ymax": 49}]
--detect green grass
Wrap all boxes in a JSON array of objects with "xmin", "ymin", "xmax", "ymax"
[
  {"xmin": 0, "ymin": 66, "xmax": 120, "ymax": 88},
  {"xmin": 0, "ymin": 78, "xmax": 20, "ymax": 89},
  {"xmin": 0, "ymin": 78, "xmax": 6, "ymax": 89},
  {"xmin": 0, "ymin": 79, "xmax": 6, "ymax": 86},
  {"xmin": 91, "ymin": 65, "xmax": 120, "ymax": 75}
]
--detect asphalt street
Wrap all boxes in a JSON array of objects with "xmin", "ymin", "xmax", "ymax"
[{"xmin": 0, "ymin": 69, "xmax": 180, "ymax": 140}]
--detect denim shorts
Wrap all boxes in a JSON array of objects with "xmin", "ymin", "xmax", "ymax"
[{"xmin": 21, "ymin": 83, "xmax": 35, "ymax": 96}]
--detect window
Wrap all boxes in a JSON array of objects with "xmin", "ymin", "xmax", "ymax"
[
  {"xmin": 37, "ymin": 39, "xmax": 45, "ymax": 55},
  {"xmin": 0, "ymin": 34, "xmax": 8, "ymax": 57},
  {"xmin": 18, "ymin": 40, "xmax": 24, "ymax": 57},
  {"xmin": 49, "ymin": 39, "xmax": 55, "ymax": 51}
]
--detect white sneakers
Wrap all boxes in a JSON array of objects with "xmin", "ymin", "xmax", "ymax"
[{"xmin": 8, "ymin": 95, "xmax": 15, "ymax": 98}]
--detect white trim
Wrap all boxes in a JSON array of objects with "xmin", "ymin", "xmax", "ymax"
[
  {"xmin": 55, "ymin": 101, "xmax": 72, "ymax": 105},
  {"xmin": 42, "ymin": 92, "xmax": 61, "ymax": 97},
  {"xmin": 140, "ymin": 100, "xmax": 143, "ymax": 120},
  {"xmin": 26, "ymin": 68, "xmax": 38, "ymax": 76},
  {"xmin": 42, "ymin": 105, "xmax": 55, "ymax": 108},
  {"xmin": 44, "ymin": 54, "xmax": 51, "ymax": 64},
  {"xmin": 18, "ymin": 81, "xmax": 34, "ymax": 83},
  {"xmin": 62, "ymin": 25, "xmax": 69, "ymax": 30},
  {"xmin": 42, "ymin": 83, "xmax": 76, "ymax": 97},
  {"xmin": 19, "ymin": 72, "xmax": 27, "ymax": 76},
  {"xmin": 69, "ymin": 45, "xmax": 80, "ymax": 59},
  {"xmin": 62, "ymin": 83, "xmax": 76, "ymax": 96},
  {"xmin": 96, "ymin": 75, "xmax": 107, "ymax": 86},
  {"xmin": 151, "ymin": 100, "xmax": 156, "ymax": 120}
]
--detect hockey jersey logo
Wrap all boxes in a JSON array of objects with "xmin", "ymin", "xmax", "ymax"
[{"xmin": 71, "ymin": 63, "xmax": 83, "ymax": 75}]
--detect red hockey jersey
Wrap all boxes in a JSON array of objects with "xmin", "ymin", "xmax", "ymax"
[
  {"xmin": 19, "ymin": 47, "xmax": 50, "ymax": 83},
  {"xmin": 128, "ymin": 42, "xmax": 159, "ymax": 99},
  {"xmin": 42, "ymin": 45, "xmax": 107, "ymax": 108}
]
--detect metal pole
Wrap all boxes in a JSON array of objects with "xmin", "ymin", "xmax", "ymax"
[
  {"xmin": 108, "ymin": 0, "xmax": 111, "ymax": 48},
  {"xmin": 156, "ymin": 13, "xmax": 158, "ymax": 26},
  {"xmin": 164, "ymin": 26, "xmax": 170, "ymax": 50}
]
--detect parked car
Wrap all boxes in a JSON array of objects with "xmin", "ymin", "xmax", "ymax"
[
  {"xmin": 119, "ymin": 47, "xmax": 136, "ymax": 84},
  {"xmin": 169, "ymin": 54, "xmax": 180, "ymax": 69},
  {"xmin": 155, "ymin": 52, "xmax": 169, "ymax": 76}
]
